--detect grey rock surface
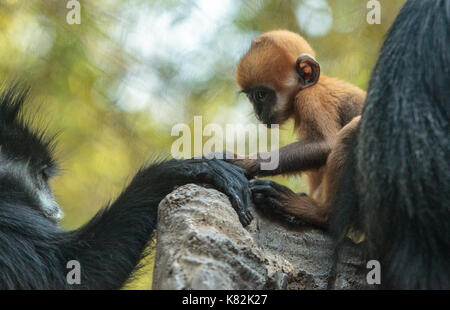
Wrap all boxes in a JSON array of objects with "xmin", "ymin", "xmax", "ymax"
[{"xmin": 152, "ymin": 184, "xmax": 368, "ymax": 290}]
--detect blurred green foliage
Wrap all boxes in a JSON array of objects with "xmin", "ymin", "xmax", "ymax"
[{"xmin": 0, "ymin": 0, "xmax": 406, "ymax": 289}]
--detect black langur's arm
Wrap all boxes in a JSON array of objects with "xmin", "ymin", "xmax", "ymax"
[
  {"xmin": 0, "ymin": 159, "xmax": 252, "ymax": 289},
  {"xmin": 66, "ymin": 158, "xmax": 252, "ymax": 290}
]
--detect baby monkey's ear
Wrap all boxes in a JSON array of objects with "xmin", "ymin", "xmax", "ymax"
[{"xmin": 296, "ymin": 53, "xmax": 320, "ymax": 89}]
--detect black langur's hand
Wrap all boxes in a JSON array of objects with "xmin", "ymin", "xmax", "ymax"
[
  {"xmin": 206, "ymin": 151, "xmax": 260, "ymax": 179},
  {"xmin": 229, "ymin": 157, "xmax": 260, "ymax": 179},
  {"xmin": 176, "ymin": 158, "xmax": 253, "ymax": 226},
  {"xmin": 204, "ymin": 159, "xmax": 254, "ymax": 226}
]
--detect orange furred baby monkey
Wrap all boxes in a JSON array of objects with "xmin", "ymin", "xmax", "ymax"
[{"xmin": 233, "ymin": 30, "xmax": 365, "ymax": 228}]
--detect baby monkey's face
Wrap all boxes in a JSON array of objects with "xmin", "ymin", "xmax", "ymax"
[
  {"xmin": 238, "ymin": 54, "xmax": 319, "ymax": 127},
  {"xmin": 237, "ymin": 52, "xmax": 300, "ymax": 127},
  {"xmin": 242, "ymin": 84, "xmax": 293, "ymax": 127},
  {"xmin": 236, "ymin": 31, "xmax": 320, "ymax": 127}
]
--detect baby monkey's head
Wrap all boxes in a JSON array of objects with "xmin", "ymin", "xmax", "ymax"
[{"xmin": 237, "ymin": 30, "xmax": 320, "ymax": 126}]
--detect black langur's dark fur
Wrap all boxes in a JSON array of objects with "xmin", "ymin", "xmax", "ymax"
[
  {"xmin": 0, "ymin": 86, "xmax": 253, "ymax": 289},
  {"xmin": 330, "ymin": 0, "xmax": 449, "ymax": 289}
]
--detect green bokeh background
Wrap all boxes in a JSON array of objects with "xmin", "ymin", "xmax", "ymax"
[{"xmin": 0, "ymin": 0, "xmax": 406, "ymax": 289}]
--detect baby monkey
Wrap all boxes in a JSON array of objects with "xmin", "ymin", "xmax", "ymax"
[{"xmin": 234, "ymin": 30, "xmax": 365, "ymax": 227}]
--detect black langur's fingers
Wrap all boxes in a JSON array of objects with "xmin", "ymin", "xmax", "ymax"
[
  {"xmin": 205, "ymin": 160, "xmax": 253, "ymax": 226},
  {"xmin": 178, "ymin": 158, "xmax": 252, "ymax": 225},
  {"xmin": 211, "ymin": 160, "xmax": 253, "ymax": 225},
  {"xmin": 214, "ymin": 160, "xmax": 253, "ymax": 221},
  {"xmin": 204, "ymin": 151, "xmax": 238, "ymax": 163},
  {"xmin": 206, "ymin": 151, "xmax": 257, "ymax": 181},
  {"xmin": 226, "ymin": 160, "xmax": 256, "ymax": 180}
]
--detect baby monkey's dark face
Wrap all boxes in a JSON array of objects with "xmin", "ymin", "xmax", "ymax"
[
  {"xmin": 243, "ymin": 86, "xmax": 280, "ymax": 127},
  {"xmin": 236, "ymin": 31, "xmax": 320, "ymax": 129},
  {"xmin": 239, "ymin": 52, "xmax": 320, "ymax": 128},
  {"xmin": 237, "ymin": 54, "xmax": 320, "ymax": 128}
]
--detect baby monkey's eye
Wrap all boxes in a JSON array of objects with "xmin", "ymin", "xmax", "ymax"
[
  {"xmin": 253, "ymin": 89, "xmax": 268, "ymax": 103},
  {"xmin": 256, "ymin": 90, "xmax": 267, "ymax": 101}
]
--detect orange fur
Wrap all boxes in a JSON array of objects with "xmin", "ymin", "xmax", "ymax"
[{"xmin": 235, "ymin": 30, "xmax": 366, "ymax": 226}]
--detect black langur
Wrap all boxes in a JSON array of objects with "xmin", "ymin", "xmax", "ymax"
[
  {"xmin": 330, "ymin": 0, "xmax": 449, "ymax": 289},
  {"xmin": 235, "ymin": 0, "xmax": 449, "ymax": 289},
  {"xmin": 0, "ymin": 86, "xmax": 252, "ymax": 289}
]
